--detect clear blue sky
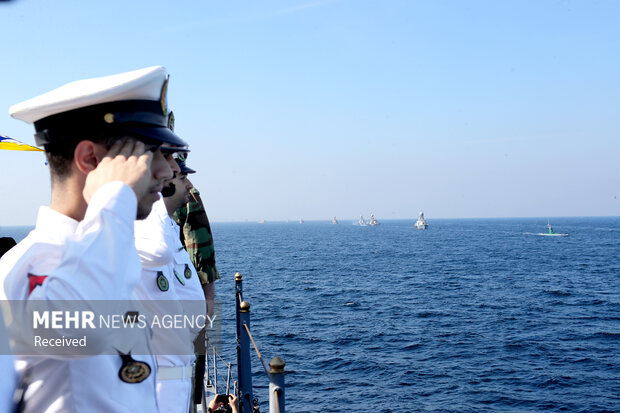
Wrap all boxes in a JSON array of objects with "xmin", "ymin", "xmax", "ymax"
[{"xmin": 1, "ymin": 0, "xmax": 619, "ymax": 225}]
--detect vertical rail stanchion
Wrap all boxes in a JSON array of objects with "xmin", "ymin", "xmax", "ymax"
[
  {"xmin": 226, "ymin": 363, "xmax": 231, "ymax": 395},
  {"xmin": 235, "ymin": 272, "xmax": 243, "ymax": 336},
  {"xmin": 238, "ymin": 300, "xmax": 254, "ymax": 413},
  {"xmin": 269, "ymin": 357, "xmax": 285, "ymax": 413},
  {"xmin": 213, "ymin": 346, "xmax": 217, "ymax": 393},
  {"xmin": 235, "ymin": 272, "xmax": 243, "ymax": 351},
  {"xmin": 235, "ymin": 273, "xmax": 244, "ymax": 408}
]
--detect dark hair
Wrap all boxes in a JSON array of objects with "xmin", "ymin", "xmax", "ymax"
[
  {"xmin": 44, "ymin": 136, "xmax": 81, "ymax": 180},
  {"xmin": 43, "ymin": 131, "xmax": 122, "ymax": 181}
]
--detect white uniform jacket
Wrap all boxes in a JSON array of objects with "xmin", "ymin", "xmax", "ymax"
[
  {"xmin": 134, "ymin": 197, "xmax": 205, "ymax": 413},
  {"xmin": 0, "ymin": 182, "xmax": 158, "ymax": 413}
]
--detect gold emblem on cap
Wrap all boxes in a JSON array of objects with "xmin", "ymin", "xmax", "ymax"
[
  {"xmin": 104, "ymin": 113, "xmax": 115, "ymax": 123},
  {"xmin": 160, "ymin": 76, "xmax": 169, "ymax": 115},
  {"xmin": 168, "ymin": 111, "xmax": 175, "ymax": 131}
]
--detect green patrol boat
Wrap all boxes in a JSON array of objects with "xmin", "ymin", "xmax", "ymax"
[{"xmin": 536, "ymin": 221, "xmax": 568, "ymax": 237}]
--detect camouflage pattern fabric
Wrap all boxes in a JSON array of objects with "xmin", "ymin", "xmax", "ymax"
[{"xmin": 173, "ymin": 187, "xmax": 221, "ymax": 285}]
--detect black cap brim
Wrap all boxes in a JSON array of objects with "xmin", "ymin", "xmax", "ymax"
[
  {"xmin": 126, "ymin": 125, "xmax": 188, "ymax": 148},
  {"xmin": 180, "ymin": 164, "xmax": 196, "ymax": 174},
  {"xmin": 33, "ymin": 100, "xmax": 190, "ymax": 149}
]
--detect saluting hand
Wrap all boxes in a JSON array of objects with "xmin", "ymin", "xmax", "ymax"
[{"xmin": 83, "ymin": 139, "xmax": 153, "ymax": 203}]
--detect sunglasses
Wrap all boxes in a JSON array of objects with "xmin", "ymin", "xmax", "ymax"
[
  {"xmin": 172, "ymin": 152, "xmax": 187, "ymax": 162},
  {"xmin": 144, "ymin": 143, "xmax": 189, "ymax": 158}
]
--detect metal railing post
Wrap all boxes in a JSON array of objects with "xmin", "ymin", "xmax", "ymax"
[
  {"xmin": 235, "ymin": 272, "xmax": 243, "ymax": 339},
  {"xmin": 234, "ymin": 273, "xmax": 244, "ymax": 408},
  {"xmin": 238, "ymin": 300, "xmax": 254, "ymax": 413},
  {"xmin": 269, "ymin": 357, "xmax": 285, "ymax": 413}
]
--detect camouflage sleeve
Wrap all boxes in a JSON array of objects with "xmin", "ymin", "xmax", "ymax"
[{"xmin": 174, "ymin": 187, "xmax": 221, "ymax": 284}]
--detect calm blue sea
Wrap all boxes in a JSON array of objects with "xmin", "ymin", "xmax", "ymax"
[{"xmin": 2, "ymin": 217, "xmax": 619, "ymax": 412}]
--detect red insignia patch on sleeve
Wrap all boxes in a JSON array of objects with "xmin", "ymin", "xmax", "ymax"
[{"xmin": 28, "ymin": 274, "xmax": 48, "ymax": 295}]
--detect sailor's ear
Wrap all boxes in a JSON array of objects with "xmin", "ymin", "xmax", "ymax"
[{"xmin": 73, "ymin": 140, "xmax": 103, "ymax": 174}]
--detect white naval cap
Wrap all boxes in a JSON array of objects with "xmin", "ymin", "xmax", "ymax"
[{"xmin": 9, "ymin": 66, "xmax": 187, "ymax": 148}]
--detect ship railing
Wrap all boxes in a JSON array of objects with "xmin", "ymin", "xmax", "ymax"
[
  {"xmin": 204, "ymin": 340, "xmax": 234, "ymax": 397},
  {"xmin": 235, "ymin": 272, "xmax": 286, "ymax": 413},
  {"xmin": 192, "ymin": 331, "xmax": 234, "ymax": 413}
]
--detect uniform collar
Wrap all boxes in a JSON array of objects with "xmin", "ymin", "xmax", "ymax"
[{"xmin": 35, "ymin": 206, "xmax": 79, "ymax": 237}]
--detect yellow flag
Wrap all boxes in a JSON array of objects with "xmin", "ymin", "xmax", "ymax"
[{"xmin": 0, "ymin": 135, "xmax": 43, "ymax": 151}]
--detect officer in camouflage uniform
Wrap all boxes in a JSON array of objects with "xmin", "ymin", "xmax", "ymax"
[
  {"xmin": 171, "ymin": 155, "xmax": 221, "ymax": 407},
  {"xmin": 171, "ymin": 155, "xmax": 220, "ymax": 308}
]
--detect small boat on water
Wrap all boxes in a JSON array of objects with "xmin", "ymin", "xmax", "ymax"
[
  {"xmin": 367, "ymin": 213, "xmax": 380, "ymax": 226},
  {"xmin": 415, "ymin": 211, "xmax": 429, "ymax": 230},
  {"xmin": 331, "ymin": 216, "xmax": 338, "ymax": 224},
  {"xmin": 356, "ymin": 215, "xmax": 367, "ymax": 226},
  {"xmin": 536, "ymin": 221, "xmax": 568, "ymax": 237},
  {"xmin": 299, "ymin": 218, "xmax": 304, "ymax": 224}
]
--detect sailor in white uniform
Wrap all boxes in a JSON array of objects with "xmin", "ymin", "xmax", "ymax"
[
  {"xmin": 163, "ymin": 162, "xmax": 205, "ymax": 342},
  {"xmin": 0, "ymin": 66, "xmax": 188, "ymax": 412},
  {"xmin": 134, "ymin": 161, "xmax": 206, "ymax": 413}
]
